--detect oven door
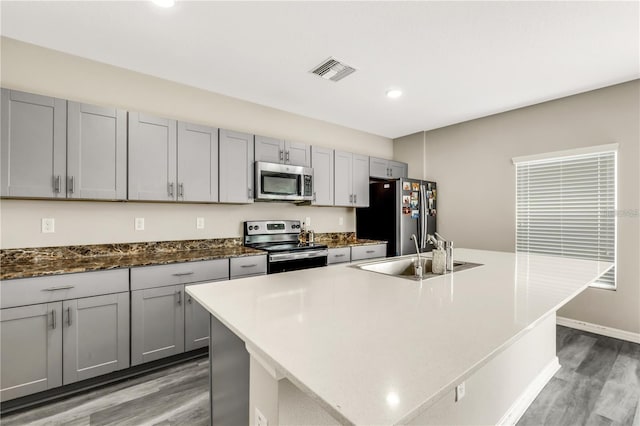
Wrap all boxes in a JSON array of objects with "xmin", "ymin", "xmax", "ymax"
[
  {"xmin": 268, "ymin": 249, "xmax": 328, "ymax": 274},
  {"xmin": 255, "ymin": 162, "xmax": 313, "ymax": 201}
]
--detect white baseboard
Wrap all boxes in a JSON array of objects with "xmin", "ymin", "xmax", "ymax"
[
  {"xmin": 497, "ymin": 356, "xmax": 560, "ymax": 426},
  {"xmin": 556, "ymin": 316, "xmax": 640, "ymax": 344}
]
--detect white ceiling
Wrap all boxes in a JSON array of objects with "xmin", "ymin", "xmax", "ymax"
[{"xmin": 2, "ymin": 1, "xmax": 638, "ymax": 139}]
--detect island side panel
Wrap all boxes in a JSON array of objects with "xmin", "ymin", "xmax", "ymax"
[{"xmin": 210, "ymin": 314, "xmax": 249, "ymax": 426}]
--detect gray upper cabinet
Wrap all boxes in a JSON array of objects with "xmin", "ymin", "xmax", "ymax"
[
  {"xmin": 1, "ymin": 89, "xmax": 67, "ymax": 198},
  {"xmin": 334, "ymin": 151, "xmax": 369, "ymax": 207},
  {"xmin": 128, "ymin": 112, "xmax": 177, "ymax": 201},
  {"xmin": 0, "ymin": 302, "xmax": 63, "ymax": 402},
  {"xmin": 352, "ymin": 153, "xmax": 370, "ymax": 207},
  {"xmin": 62, "ymin": 292, "xmax": 129, "ymax": 385},
  {"xmin": 311, "ymin": 146, "xmax": 334, "ymax": 206},
  {"xmin": 177, "ymin": 122, "xmax": 219, "ymax": 202},
  {"xmin": 219, "ymin": 129, "xmax": 254, "ymax": 203},
  {"xmin": 254, "ymin": 135, "xmax": 310, "ymax": 167},
  {"xmin": 131, "ymin": 285, "xmax": 185, "ymax": 366},
  {"xmin": 67, "ymin": 102, "xmax": 127, "ymax": 200},
  {"xmin": 370, "ymin": 156, "xmax": 408, "ymax": 179}
]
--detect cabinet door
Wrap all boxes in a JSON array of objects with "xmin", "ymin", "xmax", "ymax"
[
  {"xmin": 185, "ymin": 283, "xmax": 215, "ymax": 351},
  {"xmin": 128, "ymin": 112, "xmax": 177, "ymax": 201},
  {"xmin": 352, "ymin": 154, "xmax": 370, "ymax": 207},
  {"xmin": 334, "ymin": 150, "xmax": 353, "ymax": 206},
  {"xmin": 389, "ymin": 160, "xmax": 408, "ymax": 179},
  {"xmin": 62, "ymin": 293, "xmax": 129, "ymax": 385},
  {"xmin": 219, "ymin": 129, "xmax": 254, "ymax": 203},
  {"xmin": 369, "ymin": 157, "xmax": 390, "ymax": 179},
  {"xmin": 67, "ymin": 102, "xmax": 127, "ymax": 200},
  {"xmin": 254, "ymin": 135, "xmax": 284, "ymax": 164},
  {"xmin": 285, "ymin": 140, "xmax": 311, "ymax": 167},
  {"xmin": 131, "ymin": 285, "xmax": 184, "ymax": 366},
  {"xmin": 0, "ymin": 302, "xmax": 62, "ymax": 401},
  {"xmin": 177, "ymin": 122, "xmax": 219, "ymax": 202},
  {"xmin": 311, "ymin": 146, "xmax": 334, "ymax": 206},
  {"xmin": 1, "ymin": 89, "xmax": 67, "ymax": 198}
]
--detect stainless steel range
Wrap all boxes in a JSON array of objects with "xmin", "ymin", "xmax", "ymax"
[{"xmin": 244, "ymin": 220, "xmax": 328, "ymax": 274}]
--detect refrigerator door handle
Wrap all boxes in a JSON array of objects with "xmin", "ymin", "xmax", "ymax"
[{"xmin": 419, "ymin": 184, "xmax": 427, "ymax": 248}]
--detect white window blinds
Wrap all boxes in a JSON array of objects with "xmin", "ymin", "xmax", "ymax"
[{"xmin": 515, "ymin": 149, "xmax": 616, "ymax": 288}]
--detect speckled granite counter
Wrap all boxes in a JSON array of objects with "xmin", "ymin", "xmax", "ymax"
[
  {"xmin": 0, "ymin": 239, "xmax": 264, "ymax": 280},
  {"xmin": 314, "ymin": 232, "xmax": 386, "ymax": 249}
]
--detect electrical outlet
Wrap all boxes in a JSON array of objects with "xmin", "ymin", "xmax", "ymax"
[
  {"xmin": 196, "ymin": 217, "xmax": 205, "ymax": 229},
  {"xmin": 135, "ymin": 217, "xmax": 145, "ymax": 231},
  {"xmin": 339, "ymin": 216, "xmax": 344, "ymax": 226},
  {"xmin": 305, "ymin": 217, "xmax": 311, "ymax": 227},
  {"xmin": 255, "ymin": 408, "xmax": 268, "ymax": 426},
  {"xmin": 455, "ymin": 382, "xmax": 466, "ymax": 402},
  {"xmin": 41, "ymin": 218, "xmax": 55, "ymax": 233}
]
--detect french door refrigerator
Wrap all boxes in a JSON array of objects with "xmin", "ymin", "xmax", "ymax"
[{"xmin": 356, "ymin": 178, "xmax": 437, "ymax": 257}]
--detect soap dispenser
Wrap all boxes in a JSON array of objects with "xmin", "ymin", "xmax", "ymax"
[{"xmin": 431, "ymin": 240, "xmax": 446, "ymax": 274}]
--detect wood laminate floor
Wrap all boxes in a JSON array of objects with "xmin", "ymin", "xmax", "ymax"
[{"xmin": 1, "ymin": 326, "xmax": 638, "ymax": 426}]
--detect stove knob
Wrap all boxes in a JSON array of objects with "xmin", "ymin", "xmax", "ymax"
[
  {"xmin": 295, "ymin": 224, "xmax": 300, "ymax": 229},
  {"xmin": 291, "ymin": 224, "xmax": 296, "ymax": 229},
  {"xmin": 248, "ymin": 226, "xmax": 253, "ymax": 230},
  {"xmin": 254, "ymin": 225, "xmax": 260, "ymax": 230}
]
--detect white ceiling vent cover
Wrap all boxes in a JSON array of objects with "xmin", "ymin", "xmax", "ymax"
[{"xmin": 310, "ymin": 57, "xmax": 356, "ymax": 82}]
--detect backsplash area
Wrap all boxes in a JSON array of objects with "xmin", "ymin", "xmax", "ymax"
[{"xmin": 0, "ymin": 199, "xmax": 356, "ymax": 249}]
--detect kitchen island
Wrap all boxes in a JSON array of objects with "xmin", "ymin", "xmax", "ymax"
[{"xmin": 186, "ymin": 249, "xmax": 612, "ymax": 425}]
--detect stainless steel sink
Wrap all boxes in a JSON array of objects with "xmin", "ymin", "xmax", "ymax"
[{"xmin": 354, "ymin": 256, "xmax": 482, "ymax": 281}]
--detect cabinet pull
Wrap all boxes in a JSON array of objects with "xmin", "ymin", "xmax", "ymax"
[
  {"xmin": 172, "ymin": 272, "xmax": 194, "ymax": 277},
  {"xmin": 187, "ymin": 295, "xmax": 192, "ymax": 304},
  {"xmin": 313, "ymin": 192, "xmax": 317, "ymax": 202},
  {"xmin": 248, "ymin": 188, "xmax": 252, "ymax": 199},
  {"xmin": 366, "ymin": 250, "xmax": 375, "ymax": 254},
  {"xmin": 68, "ymin": 176, "xmax": 75, "ymax": 194},
  {"xmin": 285, "ymin": 151, "xmax": 290, "ymax": 162},
  {"xmin": 349, "ymin": 194, "xmax": 353, "ymax": 203},
  {"xmin": 179, "ymin": 183, "xmax": 184, "ymax": 198},
  {"xmin": 241, "ymin": 264, "xmax": 257, "ymax": 268},
  {"xmin": 334, "ymin": 254, "xmax": 346, "ymax": 258},
  {"xmin": 51, "ymin": 310, "xmax": 56, "ymax": 329},
  {"xmin": 53, "ymin": 175, "xmax": 61, "ymax": 193},
  {"xmin": 354, "ymin": 194, "xmax": 357, "ymax": 204},
  {"xmin": 66, "ymin": 307, "xmax": 72, "ymax": 326},
  {"xmin": 279, "ymin": 150, "xmax": 284, "ymax": 161},
  {"xmin": 42, "ymin": 285, "xmax": 75, "ymax": 291},
  {"xmin": 176, "ymin": 291, "xmax": 182, "ymax": 305},
  {"xmin": 168, "ymin": 182, "xmax": 175, "ymax": 197}
]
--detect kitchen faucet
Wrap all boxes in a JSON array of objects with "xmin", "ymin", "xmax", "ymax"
[{"xmin": 410, "ymin": 234, "xmax": 423, "ymax": 279}]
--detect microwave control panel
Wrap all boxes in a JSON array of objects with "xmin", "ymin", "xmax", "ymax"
[{"xmin": 303, "ymin": 175, "xmax": 313, "ymax": 196}]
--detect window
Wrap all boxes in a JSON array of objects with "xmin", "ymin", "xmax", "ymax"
[{"xmin": 514, "ymin": 145, "xmax": 617, "ymax": 289}]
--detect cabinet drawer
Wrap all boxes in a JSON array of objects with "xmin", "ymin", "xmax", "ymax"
[
  {"xmin": 1, "ymin": 269, "xmax": 129, "ymax": 309},
  {"xmin": 327, "ymin": 247, "xmax": 351, "ymax": 264},
  {"xmin": 230, "ymin": 255, "xmax": 267, "ymax": 279},
  {"xmin": 131, "ymin": 259, "xmax": 229, "ymax": 291},
  {"xmin": 351, "ymin": 244, "xmax": 387, "ymax": 261}
]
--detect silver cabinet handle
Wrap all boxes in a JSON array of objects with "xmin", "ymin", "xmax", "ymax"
[
  {"xmin": 51, "ymin": 310, "xmax": 56, "ymax": 329},
  {"xmin": 42, "ymin": 285, "xmax": 75, "ymax": 291},
  {"xmin": 240, "ymin": 264, "xmax": 257, "ymax": 268},
  {"xmin": 179, "ymin": 183, "xmax": 184, "ymax": 198},
  {"xmin": 313, "ymin": 192, "xmax": 317, "ymax": 202},
  {"xmin": 168, "ymin": 182, "xmax": 175, "ymax": 197},
  {"xmin": 279, "ymin": 150, "xmax": 284, "ymax": 161},
  {"xmin": 66, "ymin": 307, "xmax": 72, "ymax": 326},
  {"xmin": 285, "ymin": 151, "xmax": 290, "ymax": 162},
  {"xmin": 187, "ymin": 296, "xmax": 192, "ymax": 304},
  {"xmin": 248, "ymin": 188, "xmax": 252, "ymax": 199},
  {"xmin": 366, "ymin": 250, "xmax": 375, "ymax": 254},
  {"xmin": 53, "ymin": 175, "xmax": 61, "ymax": 193},
  {"xmin": 349, "ymin": 194, "xmax": 353, "ymax": 203},
  {"xmin": 334, "ymin": 254, "xmax": 346, "ymax": 258},
  {"xmin": 68, "ymin": 176, "xmax": 75, "ymax": 194},
  {"xmin": 176, "ymin": 291, "xmax": 182, "ymax": 305},
  {"xmin": 172, "ymin": 272, "xmax": 194, "ymax": 277},
  {"xmin": 354, "ymin": 194, "xmax": 357, "ymax": 204}
]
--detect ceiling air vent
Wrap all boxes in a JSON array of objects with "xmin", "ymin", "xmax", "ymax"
[{"xmin": 310, "ymin": 57, "xmax": 356, "ymax": 82}]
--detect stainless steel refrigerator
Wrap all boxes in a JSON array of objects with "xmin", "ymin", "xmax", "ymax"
[{"xmin": 356, "ymin": 178, "xmax": 437, "ymax": 257}]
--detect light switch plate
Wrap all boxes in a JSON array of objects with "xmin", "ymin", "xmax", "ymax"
[
  {"xmin": 339, "ymin": 216, "xmax": 344, "ymax": 226},
  {"xmin": 455, "ymin": 382, "xmax": 466, "ymax": 402},
  {"xmin": 135, "ymin": 217, "xmax": 145, "ymax": 231},
  {"xmin": 196, "ymin": 217, "xmax": 205, "ymax": 229},
  {"xmin": 41, "ymin": 218, "xmax": 55, "ymax": 233},
  {"xmin": 305, "ymin": 217, "xmax": 311, "ymax": 227}
]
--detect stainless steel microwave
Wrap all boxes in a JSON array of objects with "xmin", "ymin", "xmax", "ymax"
[{"xmin": 255, "ymin": 161, "xmax": 314, "ymax": 202}]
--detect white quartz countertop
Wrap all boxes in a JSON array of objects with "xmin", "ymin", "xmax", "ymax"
[{"xmin": 187, "ymin": 249, "xmax": 612, "ymax": 425}]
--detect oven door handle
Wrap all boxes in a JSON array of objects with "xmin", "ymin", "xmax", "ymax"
[{"xmin": 269, "ymin": 249, "xmax": 328, "ymax": 263}]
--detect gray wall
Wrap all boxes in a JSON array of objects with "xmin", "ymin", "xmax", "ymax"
[
  {"xmin": 0, "ymin": 37, "xmax": 392, "ymax": 248},
  {"xmin": 394, "ymin": 80, "xmax": 640, "ymax": 334}
]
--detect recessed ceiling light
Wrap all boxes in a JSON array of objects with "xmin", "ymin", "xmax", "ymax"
[
  {"xmin": 386, "ymin": 89, "xmax": 402, "ymax": 99},
  {"xmin": 151, "ymin": 0, "xmax": 175, "ymax": 8}
]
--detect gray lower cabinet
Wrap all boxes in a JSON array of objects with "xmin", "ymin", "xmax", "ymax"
[
  {"xmin": 177, "ymin": 122, "xmax": 219, "ymax": 202},
  {"xmin": 1, "ymin": 89, "xmax": 67, "ymax": 198},
  {"xmin": 219, "ymin": 129, "xmax": 254, "ymax": 203},
  {"xmin": 128, "ymin": 112, "xmax": 177, "ymax": 201},
  {"xmin": 62, "ymin": 292, "xmax": 130, "ymax": 384},
  {"xmin": 311, "ymin": 146, "xmax": 334, "ymax": 206},
  {"xmin": 185, "ymin": 285, "xmax": 213, "ymax": 351},
  {"xmin": 327, "ymin": 247, "xmax": 351, "ymax": 264},
  {"xmin": 350, "ymin": 244, "xmax": 387, "ymax": 261},
  {"xmin": 131, "ymin": 285, "xmax": 185, "ymax": 366},
  {"xmin": 67, "ymin": 102, "xmax": 127, "ymax": 200},
  {"xmin": 0, "ymin": 302, "xmax": 62, "ymax": 402}
]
